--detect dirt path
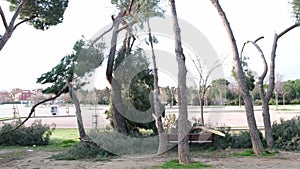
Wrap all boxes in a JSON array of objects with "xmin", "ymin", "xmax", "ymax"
[{"xmin": 0, "ymin": 148, "xmax": 300, "ymax": 169}]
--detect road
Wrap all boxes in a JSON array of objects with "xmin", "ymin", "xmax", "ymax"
[{"xmin": 1, "ymin": 104, "xmax": 300, "ymax": 129}]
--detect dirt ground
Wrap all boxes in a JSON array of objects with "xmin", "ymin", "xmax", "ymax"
[{"xmin": 0, "ymin": 148, "xmax": 299, "ymax": 169}]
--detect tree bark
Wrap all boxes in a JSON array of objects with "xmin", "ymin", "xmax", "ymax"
[
  {"xmin": 199, "ymin": 97, "xmax": 204, "ymax": 125},
  {"xmin": 0, "ymin": 0, "xmax": 28, "ymax": 51},
  {"xmin": 147, "ymin": 18, "xmax": 168, "ymax": 154},
  {"xmin": 210, "ymin": 0, "xmax": 265, "ymax": 155},
  {"xmin": 169, "ymin": 0, "xmax": 191, "ymax": 164},
  {"xmin": 68, "ymin": 83, "xmax": 86, "ymax": 139},
  {"xmin": 106, "ymin": 11, "xmax": 128, "ymax": 134}
]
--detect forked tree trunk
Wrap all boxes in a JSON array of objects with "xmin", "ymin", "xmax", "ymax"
[
  {"xmin": 68, "ymin": 83, "xmax": 86, "ymax": 139},
  {"xmin": 147, "ymin": 19, "xmax": 168, "ymax": 154},
  {"xmin": 250, "ymin": 23, "xmax": 300, "ymax": 149},
  {"xmin": 210, "ymin": 0, "xmax": 265, "ymax": 155},
  {"xmin": 169, "ymin": 0, "xmax": 191, "ymax": 164},
  {"xmin": 106, "ymin": 12, "xmax": 128, "ymax": 134}
]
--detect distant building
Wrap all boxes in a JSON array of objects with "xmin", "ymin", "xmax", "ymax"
[{"xmin": 19, "ymin": 90, "xmax": 33, "ymax": 101}]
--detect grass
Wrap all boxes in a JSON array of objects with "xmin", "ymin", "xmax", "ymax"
[
  {"xmin": 231, "ymin": 149, "xmax": 278, "ymax": 157},
  {"xmin": 35, "ymin": 128, "xmax": 80, "ymax": 151},
  {"xmin": 158, "ymin": 159, "xmax": 211, "ymax": 169}
]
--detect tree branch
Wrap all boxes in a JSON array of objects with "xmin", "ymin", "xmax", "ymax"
[
  {"xmin": 13, "ymin": 84, "xmax": 68, "ymax": 131},
  {"xmin": 9, "ymin": 0, "xmax": 27, "ymax": 29},
  {"xmin": 254, "ymin": 36, "xmax": 264, "ymax": 43},
  {"xmin": 13, "ymin": 15, "xmax": 36, "ymax": 31},
  {"xmin": 266, "ymin": 23, "xmax": 299, "ymax": 99},
  {"xmin": 278, "ymin": 23, "xmax": 300, "ymax": 39},
  {"xmin": 0, "ymin": 6, "xmax": 8, "ymax": 30}
]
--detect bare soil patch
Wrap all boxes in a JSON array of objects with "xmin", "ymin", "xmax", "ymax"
[{"xmin": 0, "ymin": 148, "xmax": 299, "ymax": 169}]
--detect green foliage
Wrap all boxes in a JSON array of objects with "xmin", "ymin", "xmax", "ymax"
[
  {"xmin": 272, "ymin": 116, "xmax": 300, "ymax": 151},
  {"xmin": 36, "ymin": 39, "xmax": 104, "ymax": 94},
  {"xmin": 106, "ymin": 47, "xmax": 164, "ymax": 134},
  {"xmin": 213, "ymin": 127, "xmax": 266, "ymax": 149},
  {"xmin": 291, "ymin": 0, "xmax": 300, "ymax": 22},
  {"xmin": 88, "ymin": 129, "xmax": 159, "ymax": 155},
  {"xmin": 165, "ymin": 86, "xmax": 177, "ymax": 106},
  {"xmin": 0, "ymin": 120, "xmax": 54, "ymax": 146},
  {"xmin": 210, "ymin": 78, "xmax": 229, "ymax": 104},
  {"xmin": 160, "ymin": 159, "xmax": 211, "ymax": 169},
  {"xmin": 284, "ymin": 79, "xmax": 300, "ymax": 104},
  {"xmin": 7, "ymin": 0, "xmax": 69, "ymax": 30},
  {"xmin": 52, "ymin": 141, "xmax": 113, "ymax": 160},
  {"xmin": 231, "ymin": 55, "xmax": 255, "ymax": 91}
]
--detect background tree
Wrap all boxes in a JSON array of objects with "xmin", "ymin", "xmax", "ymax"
[
  {"xmin": 146, "ymin": 10, "xmax": 168, "ymax": 154},
  {"xmin": 275, "ymin": 74, "xmax": 289, "ymax": 109},
  {"xmin": 104, "ymin": 47, "xmax": 161, "ymax": 135},
  {"xmin": 210, "ymin": 78, "xmax": 229, "ymax": 106},
  {"xmin": 15, "ymin": 39, "xmax": 105, "ymax": 139},
  {"xmin": 190, "ymin": 55, "xmax": 223, "ymax": 124},
  {"xmin": 210, "ymin": 0, "xmax": 265, "ymax": 155},
  {"xmin": 291, "ymin": 0, "xmax": 300, "ymax": 22},
  {"xmin": 0, "ymin": 0, "xmax": 69, "ymax": 50},
  {"xmin": 165, "ymin": 86, "xmax": 177, "ymax": 107},
  {"xmin": 169, "ymin": 0, "xmax": 191, "ymax": 164},
  {"xmin": 285, "ymin": 79, "xmax": 300, "ymax": 104},
  {"xmin": 231, "ymin": 54, "xmax": 255, "ymax": 106}
]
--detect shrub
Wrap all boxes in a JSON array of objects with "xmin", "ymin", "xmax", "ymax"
[
  {"xmin": 272, "ymin": 116, "xmax": 300, "ymax": 151},
  {"xmin": 52, "ymin": 141, "xmax": 113, "ymax": 160},
  {"xmin": 213, "ymin": 127, "xmax": 266, "ymax": 149},
  {"xmin": 0, "ymin": 120, "xmax": 54, "ymax": 146}
]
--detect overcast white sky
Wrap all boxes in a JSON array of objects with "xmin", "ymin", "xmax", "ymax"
[{"xmin": 0, "ymin": 0, "xmax": 299, "ymax": 91}]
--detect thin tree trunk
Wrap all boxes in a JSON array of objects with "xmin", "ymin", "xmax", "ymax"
[
  {"xmin": 169, "ymin": 0, "xmax": 191, "ymax": 164},
  {"xmin": 200, "ymin": 97, "xmax": 204, "ymax": 125},
  {"xmin": 68, "ymin": 83, "xmax": 86, "ymax": 139},
  {"xmin": 210, "ymin": 0, "xmax": 265, "ymax": 155},
  {"xmin": 147, "ymin": 18, "xmax": 168, "ymax": 154}
]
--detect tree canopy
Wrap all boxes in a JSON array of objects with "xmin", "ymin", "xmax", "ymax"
[
  {"xmin": 291, "ymin": 0, "xmax": 300, "ymax": 22},
  {"xmin": 36, "ymin": 39, "xmax": 104, "ymax": 94},
  {"xmin": 7, "ymin": 0, "xmax": 69, "ymax": 30}
]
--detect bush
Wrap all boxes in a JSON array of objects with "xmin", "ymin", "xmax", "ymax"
[
  {"xmin": 272, "ymin": 116, "xmax": 300, "ymax": 151},
  {"xmin": 52, "ymin": 141, "xmax": 113, "ymax": 160},
  {"xmin": 213, "ymin": 127, "xmax": 266, "ymax": 149},
  {"xmin": 0, "ymin": 120, "xmax": 54, "ymax": 146}
]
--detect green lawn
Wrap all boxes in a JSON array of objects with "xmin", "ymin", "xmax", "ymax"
[{"xmin": 51, "ymin": 128, "xmax": 80, "ymax": 141}]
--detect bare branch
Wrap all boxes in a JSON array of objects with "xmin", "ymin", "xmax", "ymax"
[
  {"xmin": 254, "ymin": 36, "xmax": 264, "ymax": 43},
  {"xmin": 278, "ymin": 23, "xmax": 300, "ymax": 39},
  {"xmin": 13, "ymin": 84, "xmax": 68, "ymax": 131},
  {"xmin": 0, "ymin": 6, "xmax": 8, "ymax": 30},
  {"xmin": 92, "ymin": 24, "xmax": 114, "ymax": 45}
]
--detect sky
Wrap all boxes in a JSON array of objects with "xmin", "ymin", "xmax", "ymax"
[{"xmin": 0, "ymin": 0, "xmax": 299, "ymax": 91}]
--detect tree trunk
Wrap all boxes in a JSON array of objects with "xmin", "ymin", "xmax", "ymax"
[
  {"xmin": 262, "ymin": 100, "xmax": 273, "ymax": 148},
  {"xmin": 169, "ymin": 0, "xmax": 191, "ymax": 164},
  {"xmin": 199, "ymin": 97, "xmax": 204, "ymax": 125},
  {"xmin": 111, "ymin": 78, "xmax": 128, "ymax": 133},
  {"xmin": 210, "ymin": 0, "xmax": 265, "ymax": 155},
  {"xmin": 283, "ymin": 94, "xmax": 286, "ymax": 109},
  {"xmin": 0, "ymin": 30, "xmax": 12, "ymax": 51},
  {"xmin": 147, "ymin": 18, "xmax": 168, "ymax": 154},
  {"xmin": 106, "ymin": 12, "xmax": 128, "ymax": 134},
  {"xmin": 68, "ymin": 83, "xmax": 86, "ymax": 139}
]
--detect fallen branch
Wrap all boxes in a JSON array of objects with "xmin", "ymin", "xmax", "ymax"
[{"xmin": 13, "ymin": 84, "xmax": 68, "ymax": 131}]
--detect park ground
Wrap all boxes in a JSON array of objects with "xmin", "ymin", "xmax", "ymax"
[
  {"xmin": 1, "ymin": 105, "xmax": 300, "ymax": 168},
  {"xmin": 0, "ymin": 147, "xmax": 300, "ymax": 169}
]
